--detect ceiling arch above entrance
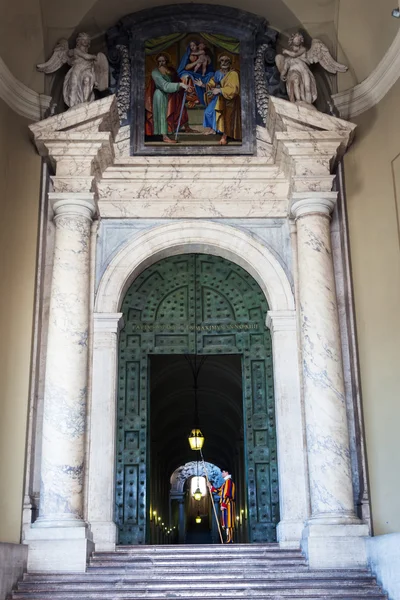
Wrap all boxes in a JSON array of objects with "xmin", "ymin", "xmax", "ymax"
[
  {"xmin": 95, "ymin": 220, "xmax": 294, "ymax": 314},
  {"xmin": 170, "ymin": 461, "xmax": 222, "ymax": 494}
]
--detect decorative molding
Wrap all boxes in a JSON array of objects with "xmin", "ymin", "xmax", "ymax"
[
  {"xmin": 93, "ymin": 312, "xmax": 124, "ymax": 334},
  {"xmin": 0, "ymin": 56, "xmax": 51, "ymax": 121},
  {"xmin": 291, "ymin": 192, "xmax": 338, "ymax": 219},
  {"xmin": 332, "ymin": 28, "xmax": 400, "ymax": 119},
  {"xmin": 266, "ymin": 310, "xmax": 297, "ymax": 333}
]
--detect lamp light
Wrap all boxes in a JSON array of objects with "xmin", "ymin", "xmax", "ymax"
[
  {"xmin": 193, "ymin": 486, "xmax": 203, "ymax": 501},
  {"xmin": 188, "ymin": 428, "xmax": 205, "ymax": 451},
  {"xmin": 195, "ymin": 512, "xmax": 202, "ymax": 524},
  {"xmin": 192, "ymin": 461, "xmax": 205, "ymax": 501},
  {"xmin": 186, "ymin": 354, "xmax": 207, "ymax": 451}
]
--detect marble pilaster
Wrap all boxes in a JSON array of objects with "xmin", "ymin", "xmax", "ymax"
[
  {"xmin": 266, "ymin": 310, "xmax": 309, "ymax": 547},
  {"xmin": 87, "ymin": 312, "xmax": 124, "ymax": 551}
]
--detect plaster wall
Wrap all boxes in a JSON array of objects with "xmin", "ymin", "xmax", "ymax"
[
  {"xmin": 336, "ymin": 0, "xmax": 400, "ymax": 91},
  {"xmin": 0, "ymin": 0, "xmax": 45, "ymax": 93},
  {"xmin": 0, "ymin": 96, "xmax": 41, "ymax": 543},
  {"xmin": 344, "ymin": 76, "xmax": 400, "ymax": 535}
]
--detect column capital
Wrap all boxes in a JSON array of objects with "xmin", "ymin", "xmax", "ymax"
[
  {"xmin": 50, "ymin": 192, "xmax": 97, "ymax": 221},
  {"xmin": 94, "ymin": 312, "xmax": 124, "ymax": 334},
  {"xmin": 266, "ymin": 310, "xmax": 297, "ymax": 334},
  {"xmin": 291, "ymin": 192, "xmax": 338, "ymax": 220}
]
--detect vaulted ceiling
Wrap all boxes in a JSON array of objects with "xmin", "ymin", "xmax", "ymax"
[
  {"xmin": 150, "ymin": 355, "xmax": 243, "ymax": 477},
  {"xmin": 0, "ymin": 0, "xmax": 398, "ymax": 94}
]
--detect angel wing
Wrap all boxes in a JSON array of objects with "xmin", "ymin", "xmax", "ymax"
[
  {"xmin": 94, "ymin": 52, "xmax": 109, "ymax": 91},
  {"xmin": 305, "ymin": 39, "xmax": 348, "ymax": 74},
  {"xmin": 37, "ymin": 39, "xmax": 70, "ymax": 74}
]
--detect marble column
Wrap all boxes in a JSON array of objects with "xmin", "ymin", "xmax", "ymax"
[
  {"xmin": 292, "ymin": 193, "xmax": 368, "ymax": 568},
  {"xmin": 87, "ymin": 312, "xmax": 124, "ymax": 551},
  {"xmin": 25, "ymin": 194, "xmax": 96, "ymax": 571},
  {"xmin": 266, "ymin": 310, "xmax": 309, "ymax": 547}
]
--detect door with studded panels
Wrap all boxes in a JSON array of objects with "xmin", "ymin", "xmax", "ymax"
[{"xmin": 116, "ymin": 254, "xmax": 279, "ymax": 543}]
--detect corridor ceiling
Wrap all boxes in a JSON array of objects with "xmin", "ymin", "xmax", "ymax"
[{"xmin": 150, "ymin": 354, "xmax": 243, "ymax": 477}]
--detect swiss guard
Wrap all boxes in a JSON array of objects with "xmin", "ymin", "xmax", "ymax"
[{"xmin": 209, "ymin": 468, "xmax": 236, "ymax": 543}]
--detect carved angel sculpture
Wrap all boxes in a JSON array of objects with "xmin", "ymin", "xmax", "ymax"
[
  {"xmin": 37, "ymin": 33, "xmax": 109, "ymax": 108},
  {"xmin": 275, "ymin": 33, "xmax": 348, "ymax": 106}
]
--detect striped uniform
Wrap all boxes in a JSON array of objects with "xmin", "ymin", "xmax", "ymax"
[{"xmin": 211, "ymin": 477, "xmax": 236, "ymax": 543}]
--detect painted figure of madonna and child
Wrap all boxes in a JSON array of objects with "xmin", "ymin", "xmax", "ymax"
[{"xmin": 145, "ymin": 33, "xmax": 242, "ymax": 146}]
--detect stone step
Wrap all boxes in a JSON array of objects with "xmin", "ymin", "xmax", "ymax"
[
  {"xmin": 89, "ymin": 559, "xmax": 308, "ymax": 568},
  {"xmin": 23, "ymin": 570, "xmax": 374, "ymax": 583},
  {"xmin": 84, "ymin": 565, "xmax": 311, "ymax": 575},
  {"xmin": 115, "ymin": 543, "xmax": 281, "ymax": 550},
  {"xmin": 18, "ymin": 577, "xmax": 382, "ymax": 590},
  {"xmin": 94, "ymin": 552, "xmax": 305, "ymax": 559},
  {"xmin": 11, "ymin": 590, "xmax": 387, "ymax": 600},
  {"xmin": 110, "ymin": 549, "xmax": 303, "ymax": 554},
  {"xmin": 10, "ymin": 545, "xmax": 387, "ymax": 600},
  {"xmin": 92, "ymin": 552, "xmax": 304, "ymax": 563}
]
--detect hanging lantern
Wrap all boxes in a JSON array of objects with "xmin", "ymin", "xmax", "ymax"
[
  {"xmin": 191, "ymin": 464, "xmax": 206, "ymax": 501},
  {"xmin": 186, "ymin": 352, "xmax": 207, "ymax": 451},
  {"xmin": 193, "ymin": 485, "xmax": 203, "ymax": 501},
  {"xmin": 188, "ymin": 428, "xmax": 205, "ymax": 451},
  {"xmin": 195, "ymin": 512, "xmax": 202, "ymax": 524}
]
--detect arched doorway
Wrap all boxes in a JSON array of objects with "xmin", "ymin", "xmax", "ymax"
[
  {"xmin": 115, "ymin": 254, "xmax": 279, "ymax": 544},
  {"xmin": 169, "ymin": 461, "xmax": 223, "ymax": 544}
]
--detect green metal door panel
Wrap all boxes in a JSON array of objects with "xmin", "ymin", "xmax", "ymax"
[{"xmin": 116, "ymin": 254, "xmax": 279, "ymax": 544}]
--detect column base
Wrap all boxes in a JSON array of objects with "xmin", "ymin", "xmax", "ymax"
[
  {"xmin": 24, "ymin": 525, "xmax": 94, "ymax": 572},
  {"xmin": 302, "ymin": 521, "xmax": 369, "ymax": 569},
  {"xmin": 277, "ymin": 519, "xmax": 304, "ymax": 548},
  {"xmin": 90, "ymin": 521, "xmax": 117, "ymax": 552}
]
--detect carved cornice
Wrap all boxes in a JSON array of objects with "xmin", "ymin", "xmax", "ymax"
[
  {"xmin": 0, "ymin": 56, "xmax": 51, "ymax": 121},
  {"xmin": 268, "ymin": 97, "xmax": 356, "ymax": 197},
  {"xmin": 29, "ymin": 96, "xmax": 120, "ymax": 194},
  {"xmin": 332, "ymin": 28, "xmax": 400, "ymax": 118}
]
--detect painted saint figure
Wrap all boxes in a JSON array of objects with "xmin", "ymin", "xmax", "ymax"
[
  {"xmin": 145, "ymin": 53, "xmax": 191, "ymax": 143},
  {"xmin": 209, "ymin": 468, "xmax": 236, "ymax": 543},
  {"xmin": 195, "ymin": 55, "xmax": 241, "ymax": 145}
]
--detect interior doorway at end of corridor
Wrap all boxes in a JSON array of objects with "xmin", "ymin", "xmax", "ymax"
[{"xmin": 148, "ymin": 353, "xmax": 248, "ymax": 544}]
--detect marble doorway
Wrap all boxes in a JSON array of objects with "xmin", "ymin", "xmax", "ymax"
[{"xmin": 115, "ymin": 254, "xmax": 279, "ymax": 544}]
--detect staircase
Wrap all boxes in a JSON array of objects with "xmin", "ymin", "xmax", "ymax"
[{"xmin": 10, "ymin": 544, "xmax": 387, "ymax": 599}]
